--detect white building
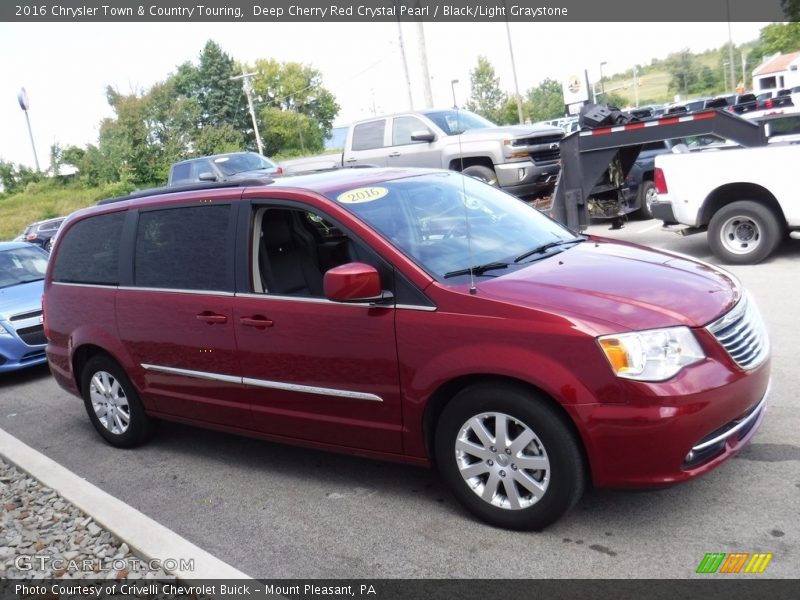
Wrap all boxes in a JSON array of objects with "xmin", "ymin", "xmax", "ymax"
[{"xmin": 752, "ymin": 51, "xmax": 800, "ymax": 91}]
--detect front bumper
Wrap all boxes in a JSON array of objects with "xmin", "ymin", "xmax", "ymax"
[
  {"xmin": 566, "ymin": 358, "xmax": 770, "ymax": 488},
  {"xmin": 495, "ymin": 160, "xmax": 560, "ymax": 196},
  {"xmin": 0, "ymin": 328, "xmax": 47, "ymax": 373}
]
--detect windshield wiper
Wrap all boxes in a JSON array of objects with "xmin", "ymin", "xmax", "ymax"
[
  {"xmin": 444, "ymin": 261, "xmax": 509, "ymax": 279},
  {"xmin": 514, "ymin": 238, "xmax": 584, "ymax": 263}
]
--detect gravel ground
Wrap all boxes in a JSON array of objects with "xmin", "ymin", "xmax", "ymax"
[{"xmin": 0, "ymin": 457, "xmax": 170, "ymax": 580}]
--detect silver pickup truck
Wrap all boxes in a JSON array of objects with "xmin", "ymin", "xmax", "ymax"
[{"xmin": 282, "ymin": 109, "xmax": 564, "ymax": 197}]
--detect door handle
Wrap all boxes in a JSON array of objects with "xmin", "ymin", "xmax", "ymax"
[
  {"xmin": 240, "ymin": 316, "xmax": 274, "ymax": 329},
  {"xmin": 344, "ymin": 157, "xmax": 357, "ymax": 163},
  {"xmin": 388, "ymin": 152, "xmax": 401, "ymax": 158},
  {"xmin": 196, "ymin": 312, "xmax": 228, "ymax": 325}
]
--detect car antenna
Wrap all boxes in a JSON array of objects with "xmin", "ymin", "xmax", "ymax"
[{"xmin": 454, "ymin": 98, "xmax": 477, "ymax": 295}]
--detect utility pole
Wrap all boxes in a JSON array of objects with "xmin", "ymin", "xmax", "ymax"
[
  {"xmin": 394, "ymin": 3, "xmax": 414, "ymax": 110},
  {"xmin": 231, "ymin": 71, "xmax": 264, "ymax": 156},
  {"xmin": 504, "ymin": 18, "xmax": 524, "ymax": 124},
  {"xmin": 633, "ymin": 65, "xmax": 640, "ymax": 108},
  {"xmin": 726, "ymin": 0, "xmax": 736, "ymax": 93},
  {"xmin": 416, "ymin": 21, "xmax": 434, "ymax": 107}
]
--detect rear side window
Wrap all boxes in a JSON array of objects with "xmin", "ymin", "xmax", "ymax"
[
  {"xmin": 351, "ymin": 121, "xmax": 385, "ymax": 151},
  {"xmin": 135, "ymin": 205, "xmax": 231, "ymax": 291},
  {"xmin": 52, "ymin": 212, "xmax": 125, "ymax": 285},
  {"xmin": 171, "ymin": 163, "xmax": 191, "ymax": 183}
]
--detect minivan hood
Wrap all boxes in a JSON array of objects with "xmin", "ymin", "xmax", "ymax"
[
  {"xmin": 478, "ymin": 239, "xmax": 739, "ymax": 331},
  {"xmin": 0, "ymin": 280, "xmax": 44, "ymax": 321}
]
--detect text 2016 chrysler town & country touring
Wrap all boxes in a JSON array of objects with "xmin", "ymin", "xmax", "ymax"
[{"xmin": 43, "ymin": 168, "xmax": 770, "ymax": 530}]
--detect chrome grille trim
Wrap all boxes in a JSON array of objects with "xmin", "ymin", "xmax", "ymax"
[
  {"xmin": 10, "ymin": 309, "xmax": 42, "ymax": 322},
  {"xmin": 707, "ymin": 295, "xmax": 769, "ymax": 370}
]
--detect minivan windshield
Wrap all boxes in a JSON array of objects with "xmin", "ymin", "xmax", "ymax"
[
  {"xmin": 328, "ymin": 172, "xmax": 581, "ymax": 282},
  {"xmin": 422, "ymin": 110, "xmax": 496, "ymax": 135},
  {"xmin": 0, "ymin": 246, "xmax": 48, "ymax": 289}
]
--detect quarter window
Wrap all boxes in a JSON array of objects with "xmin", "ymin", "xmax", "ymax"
[
  {"xmin": 52, "ymin": 212, "xmax": 125, "ymax": 285},
  {"xmin": 135, "ymin": 205, "xmax": 231, "ymax": 291},
  {"xmin": 351, "ymin": 121, "xmax": 385, "ymax": 151}
]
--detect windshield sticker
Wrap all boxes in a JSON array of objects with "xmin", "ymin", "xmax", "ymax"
[{"xmin": 337, "ymin": 187, "xmax": 389, "ymax": 204}]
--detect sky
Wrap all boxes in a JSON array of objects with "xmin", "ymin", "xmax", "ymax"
[{"xmin": 0, "ymin": 21, "xmax": 770, "ymax": 170}]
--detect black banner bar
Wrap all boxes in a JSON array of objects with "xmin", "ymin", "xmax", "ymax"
[
  {"xmin": 1, "ymin": 0, "xmax": 796, "ymax": 22},
  {"xmin": 1, "ymin": 579, "xmax": 799, "ymax": 600}
]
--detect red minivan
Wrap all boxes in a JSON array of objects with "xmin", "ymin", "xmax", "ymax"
[{"xmin": 44, "ymin": 168, "xmax": 770, "ymax": 530}]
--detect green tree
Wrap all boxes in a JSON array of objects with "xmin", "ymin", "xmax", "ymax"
[
  {"xmin": 525, "ymin": 78, "xmax": 565, "ymax": 122},
  {"xmin": 466, "ymin": 56, "xmax": 507, "ymax": 123},
  {"xmin": 248, "ymin": 59, "xmax": 340, "ymax": 156},
  {"xmin": 665, "ymin": 49, "xmax": 697, "ymax": 95}
]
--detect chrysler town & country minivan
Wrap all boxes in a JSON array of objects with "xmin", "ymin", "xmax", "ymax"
[{"xmin": 43, "ymin": 168, "xmax": 770, "ymax": 529}]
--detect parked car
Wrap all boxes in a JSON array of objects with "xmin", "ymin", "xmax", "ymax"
[
  {"xmin": 0, "ymin": 242, "xmax": 49, "ymax": 373},
  {"xmin": 728, "ymin": 93, "xmax": 759, "ymax": 115},
  {"xmin": 16, "ymin": 217, "xmax": 65, "ymax": 252},
  {"xmin": 168, "ymin": 152, "xmax": 282, "ymax": 186},
  {"xmin": 44, "ymin": 170, "xmax": 769, "ymax": 530}
]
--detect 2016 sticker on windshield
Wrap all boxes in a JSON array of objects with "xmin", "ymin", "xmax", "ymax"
[{"xmin": 337, "ymin": 187, "xmax": 389, "ymax": 204}]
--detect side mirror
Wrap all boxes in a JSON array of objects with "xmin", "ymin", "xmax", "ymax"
[
  {"xmin": 324, "ymin": 262, "xmax": 386, "ymax": 303},
  {"xmin": 198, "ymin": 171, "xmax": 217, "ymax": 182},
  {"xmin": 410, "ymin": 130, "xmax": 436, "ymax": 143}
]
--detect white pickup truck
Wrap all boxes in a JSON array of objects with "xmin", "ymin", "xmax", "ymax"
[{"xmin": 652, "ymin": 141, "xmax": 800, "ymax": 264}]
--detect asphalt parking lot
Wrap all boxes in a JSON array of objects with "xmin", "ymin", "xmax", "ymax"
[{"xmin": 0, "ymin": 219, "xmax": 797, "ymax": 579}]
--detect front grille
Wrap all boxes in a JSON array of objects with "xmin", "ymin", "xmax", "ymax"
[
  {"xmin": 707, "ymin": 295, "xmax": 769, "ymax": 369},
  {"xmin": 16, "ymin": 324, "xmax": 47, "ymax": 346},
  {"xmin": 512, "ymin": 134, "xmax": 563, "ymax": 146},
  {"xmin": 530, "ymin": 149, "xmax": 560, "ymax": 163},
  {"xmin": 10, "ymin": 309, "xmax": 42, "ymax": 322}
]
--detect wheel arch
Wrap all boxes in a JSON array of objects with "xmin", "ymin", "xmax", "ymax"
[
  {"xmin": 72, "ymin": 344, "xmax": 126, "ymax": 396},
  {"xmin": 699, "ymin": 183, "xmax": 786, "ymax": 227},
  {"xmin": 422, "ymin": 374, "xmax": 591, "ymax": 479},
  {"xmin": 448, "ymin": 156, "xmax": 495, "ymax": 172}
]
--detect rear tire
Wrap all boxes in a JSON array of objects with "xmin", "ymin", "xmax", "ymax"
[
  {"xmin": 81, "ymin": 355, "xmax": 153, "ymax": 448},
  {"xmin": 707, "ymin": 200, "xmax": 783, "ymax": 264},
  {"xmin": 636, "ymin": 181, "xmax": 657, "ymax": 219},
  {"xmin": 462, "ymin": 165, "xmax": 498, "ymax": 186},
  {"xmin": 435, "ymin": 382, "xmax": 585, "ymax": 530}
]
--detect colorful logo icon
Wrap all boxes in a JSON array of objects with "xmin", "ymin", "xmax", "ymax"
[{"xmin": 696, "ymin": 552, "xmax": 773, "ymax": 574}]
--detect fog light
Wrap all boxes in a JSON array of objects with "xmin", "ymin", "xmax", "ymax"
[{"xmin": 518, "ymin": 168, "xmax": 527, "ymax": 181}]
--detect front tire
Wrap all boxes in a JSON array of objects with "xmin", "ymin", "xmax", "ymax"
[
  {"xmin": 81, "ymin": 355, "xmax": 153, "ymax": 448},
  {"xmin": 435, "ymin": 383, "xmax": 585, "ymax": 530},
  {"xmin": 707, "ymin": 200, "xmax": 783, "ymax": 264},
  {"xmin": 462, "ymin": 165, "xmax": 498, "ymax": 186}
]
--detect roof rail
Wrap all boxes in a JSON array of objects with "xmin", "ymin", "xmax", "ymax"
[{"xmin": 96, "ymin": 177, "xmax": 274, "ymax": 205}]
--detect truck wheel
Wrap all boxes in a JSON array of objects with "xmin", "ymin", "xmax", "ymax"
[
  {"xmin": 434, "ymin": 382, "xmax": 585, "ymax": 530},
  {"xmin": 708, "ymin": 201, "xmax": 784, "ymax": 264},
  {"xmin": 636, "ymin": 181, "xmax": 657, "ymax": 219},
  {"xmin": 462, "ymin": 165, "xmax": 498, "ymax": 186}
]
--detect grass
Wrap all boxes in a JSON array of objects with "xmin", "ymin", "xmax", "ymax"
[{"xmin": 0, "ymin": 181, "xmax": 133, "ymax": 241}]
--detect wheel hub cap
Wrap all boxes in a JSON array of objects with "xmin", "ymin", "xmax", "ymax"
[{"xmin": 455, "ymin": 412, "xmax": 550, "ymax": 510}]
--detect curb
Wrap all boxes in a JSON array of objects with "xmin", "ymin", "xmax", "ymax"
[{"xmin": 0, "ymin": 427, "xmax": 252, "ymax": 580}]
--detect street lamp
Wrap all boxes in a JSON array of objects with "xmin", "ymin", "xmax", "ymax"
[
  {"xmin": 450, "ymin": 79, "xmax": 459, "ymax": 109},
  {"xmin": 599, "ymin": 61, "xmax": 607, "ymax": 99},
  {"xmin": 17, "ymin": 88, "xmax": 40, "ymax": 172}
]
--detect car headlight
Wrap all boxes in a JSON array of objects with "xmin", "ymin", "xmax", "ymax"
[
  {"xmin": 0, "ymin": 323, "xmax": 11, "ymax": 336},
  {"xmin": 597, "ymin": 326, "xmax": 705, "ymax": 381}
]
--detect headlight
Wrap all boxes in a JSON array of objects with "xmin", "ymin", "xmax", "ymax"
[
  {"xmin": 597, "ymin": 326, "xmax": 705, "ymax": 381},
  {"xmin": 0, "ymin": 323, "xmax": 11, "ymax": 336}
]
